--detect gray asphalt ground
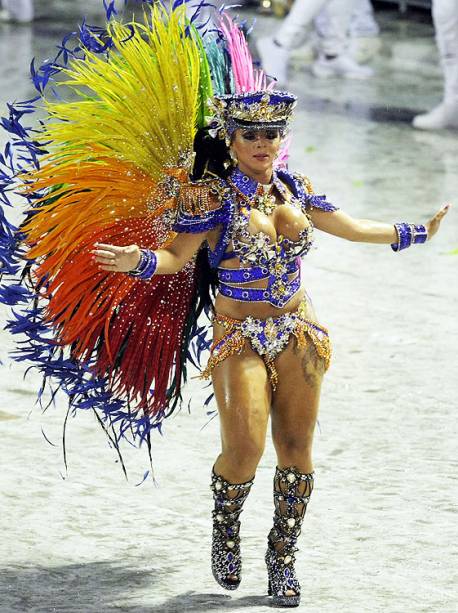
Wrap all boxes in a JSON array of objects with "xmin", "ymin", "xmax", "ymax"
[{"xmin": 1, "ymin": 2, "xmax": 457, "ymax": 612}]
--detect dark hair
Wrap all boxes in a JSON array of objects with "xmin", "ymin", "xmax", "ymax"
[
  {"xmin": 191, "ymin": 126, "xmax": 232, "ymax": 181},
  {"xmin": 187, "ymin": 127, "xmax": 232, "ymax": 322}
]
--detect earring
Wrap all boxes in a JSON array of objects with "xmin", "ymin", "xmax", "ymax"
[{"xmin": 229, "ymin": 149, "xmax": 238, "ymax": 164}]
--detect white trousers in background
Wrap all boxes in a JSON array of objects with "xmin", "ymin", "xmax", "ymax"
[
  {"xmin": 432, "ymin": 0, "xmax": 458, "ymax": 103},
  {"xmin": 275, "ymin": 0, "xmax": 359, "ymax": 55},
  {"xmin": 313, "ymin": 0, "xmax": 376, "ymax": 56},
  {"xmin": 315, "ymin": 0, "xmax": 379, "ymax": 41},
  {"xmin": 2, "ymin": 0, "xmax": 34, "ymax": 22},
  {"xmin": 349, "ymin": 0, "xmax": 379, "ymax": 37}
]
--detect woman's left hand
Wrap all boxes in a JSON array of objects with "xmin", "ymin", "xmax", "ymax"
[{"xmin": 426, "ymin": 204, "xmax": 451, "ymax": 240}]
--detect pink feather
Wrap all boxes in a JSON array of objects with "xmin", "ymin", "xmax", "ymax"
[
  {"xmin": 219, "ymin": 12, "xmax": 291, "ymax": 167},
  {"xmin": 219, "ymin": 13, "xmax": 274, "ymax": 93}
]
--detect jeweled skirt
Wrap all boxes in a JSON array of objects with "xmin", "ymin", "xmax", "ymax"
[{"xmin": 200, "ymin": 301, "xmax": 331, "ymax": 389}]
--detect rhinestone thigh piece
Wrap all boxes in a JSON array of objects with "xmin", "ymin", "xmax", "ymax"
[
  {"xmin": 265, "ymin": 466, "xmax": 314, "ymax": 608},
  {"xmin": 210, "ymin": 469, "xmax": 254, "ymax": 590}
]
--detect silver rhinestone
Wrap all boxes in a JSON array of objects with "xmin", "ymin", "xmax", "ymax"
[
  {"xmin": 215, "ymin": 481, "xmax": 222, "ymax": 491},
  {"xmin": 226, "ymin": 540, "xmax": 235, "ymax": 549},
  {"xmin": 286, "ymin": 472, "xmax": 296, "ymax": 483},
  {"xmin": 284, "ymin": 555, "xmax": 292, "ymax": 564},
  {"xmin": 287, "ymin": 518, "xmax": 296, "ymax": 528},
  {"xmin": 216, "ymin": 513, "xmax": 224, "ymax": 522}
]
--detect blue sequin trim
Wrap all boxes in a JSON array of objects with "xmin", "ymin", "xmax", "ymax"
[
  {"xmin": 219, "ymin": 275, "xmax": 301, "ymax": 308},
  {"xmin": 172, "ymin": 203, "xmax": 231, "ymax": 234},
  {"xmin": 276, "ymin": 170, "xmax": 338, "ymax": 213},
  {"xmin": 305, "ymin": 193, "xmax": 338, "ymax": 212},
  {"xmin": 217, "ymin": 259, "xmax": 298, "ymax": 284}
]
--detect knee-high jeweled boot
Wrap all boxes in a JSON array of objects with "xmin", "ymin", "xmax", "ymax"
[
  {"xmin": 210, "ymin": 468, "xmax": 254, "ymax": 590},
  {"xmin": 265, "ymin": 466, "xmax": 314, "ymax": 607}
]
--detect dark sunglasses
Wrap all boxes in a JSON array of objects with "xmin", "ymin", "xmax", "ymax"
[{"xmin": 240, "ymin": 129, "xmax": 281, "ymax": 141}]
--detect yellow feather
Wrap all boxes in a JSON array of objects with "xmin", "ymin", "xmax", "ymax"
[{"xmin": 41, "ymin": 4, "xmax": 201, "ymax": 179}]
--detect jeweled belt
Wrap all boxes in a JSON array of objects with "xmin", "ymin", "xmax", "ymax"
[
  {"xmin": 217, "ymin": 259, "xmax": 298, "ymax": 284},
  {"xmin": 217, "ymin": 261, "xmax": 301, "ymax": 308}
]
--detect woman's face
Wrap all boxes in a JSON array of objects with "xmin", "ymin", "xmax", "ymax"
[{"xmin": 230, "ymin": 127, "xmax": 282, "ymax": 178}]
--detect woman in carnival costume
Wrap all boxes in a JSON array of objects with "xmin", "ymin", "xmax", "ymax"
[{"xmin": 0, "ymin": 1, "xmax": 450, "ymax": 607}]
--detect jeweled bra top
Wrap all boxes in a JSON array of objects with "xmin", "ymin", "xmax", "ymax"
[
  {"xmin": 172, "ymin": 167, "xmax": 338, "ymax": 308},
  {"xmin": 217, "ymin": 169, "xmax": 313, "ymax": 307}
]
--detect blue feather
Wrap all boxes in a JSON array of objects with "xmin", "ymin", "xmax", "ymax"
[
  {"xmin": 135, "ymin": 470, "xmax": 150, "ymax": 486},
  {"xmin": 103, "ymin": 0, "xmax": 118, "ymax": 20}
]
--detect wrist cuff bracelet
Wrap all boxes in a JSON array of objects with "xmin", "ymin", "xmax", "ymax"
[
  {"xmin": 128, "ymin": 249, "xmax": 157, "ymax": 279},
  {"xmin": 411, "ymin": 224, "xmax": 428, "ymax": 244},
  {"xmin": 391, "ymin": 223, "xmax": 427, "ymax": 252}
]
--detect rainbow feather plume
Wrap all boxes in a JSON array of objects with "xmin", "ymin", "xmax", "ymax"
[
  {"xmin": 0, "ymin": 1, "xmax": 290, "ymax": 462},
  {"xmin": 0, "ymin": 4, "xmax": 211, "ymax": 447}
]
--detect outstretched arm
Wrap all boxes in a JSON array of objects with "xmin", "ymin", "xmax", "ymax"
[
  {"xmin": 92, "ymin": 230, "xmax": 207, "ymax": 275},
  {"xmin": 309, "ymin": 204, "xmax": 451, "ymax": 244}
]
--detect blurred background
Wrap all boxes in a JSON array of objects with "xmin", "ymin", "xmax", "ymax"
[{"xmin": 0, "ymin": 0, "xmax": 455, "ymax": 129}]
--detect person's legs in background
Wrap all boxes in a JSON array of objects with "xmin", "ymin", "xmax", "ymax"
[
  {"xmin": 0, "ymin": 0, "xmax": 34, "ymax": 23},
  {"xmin": 312, "ymin": 0, "xmax": 374, "ymax": 78},
  {"xmin": 348, "ymin": 0, "xmax": 381, "ymax": 63},
  {"xmin": 257, "ymin": 0, "xmax": 328, "ymax": 84},
  {"xmin": 257, "ymin": 0, "xmax": 374, "ymax": 84},
  {"xmin": 0, "ymin": 0, "xmax": 10, "ymax": 22},
  {"xmin": 413, "ymin": 0, "xmax": 458, "ymax": 130}
]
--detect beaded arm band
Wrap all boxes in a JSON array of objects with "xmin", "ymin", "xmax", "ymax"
[
  {"xmin": 128, "ymin": 249, "xmax": 158, "ymax": 279},
  {"xmin": 391, "ymin": 223, "xmax": 428, "ymax": 252}
]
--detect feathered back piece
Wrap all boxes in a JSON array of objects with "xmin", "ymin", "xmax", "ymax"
[
  {"xmin": 35, "ymin": 5, "xmax": 201, "ymax": 179},
  {"xmin": 27, "ymin": 4, "xmax": 207, "ymax": 417},
  {"xmin": 0, "ymin": 1, "xmax": 287, "ymax": 457},
  {"xmin": 1, "ymin": 3, "xmax": 212, "ymax": 443}
]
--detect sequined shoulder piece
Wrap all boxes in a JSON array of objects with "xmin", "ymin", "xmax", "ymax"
[
  {"xmin": 289, "ymin": 171, "xmax": 339, "ymax": 213},
  {"xmin": 177, "ymin": 176, "xmax": 223, "ymax": 215},
  {"xmin": 173, "ymin": 177, "xmax": 232, "ymax": 234},
  {"xmin": 292, "ymin": 172, "xmax": 315, "ymax": 195}
]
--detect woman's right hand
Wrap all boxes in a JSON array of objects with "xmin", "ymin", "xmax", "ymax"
[{"xmin": 91, "ymin": 243, "xmax": 141, "ymax": 273}]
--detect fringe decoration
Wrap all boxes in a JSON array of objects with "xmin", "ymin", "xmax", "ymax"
[{"xmin": 199, "ymin": 329, "xmax": 245, "ymax": 379}]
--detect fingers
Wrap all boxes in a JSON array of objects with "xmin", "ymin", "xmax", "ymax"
[
  {"xmin": 437, "ymin": 203, "xmax": 451, "ymax": 218},
  {"xmin": 90, "ymin": 243, "xmax": 129, "ymax": 273},
  {"xmin": 91, "ymin": 244, "xmax": 124, "ymax": 268},
  {"xmin": 93, "ymin": 242, "xmax": 126, "ymax": 253},
  {"xmin": 429, "ymin": 203, "xmax": 451, "ymax": 224},
  {"xmin": 90, "ymin": 243, "xmax": 139, "ymax": 274},
  {"xmin": 92, "ymin": 248, "xmax": 116, "ymax": 260},
  {"xmin": 92, "ymin": 250, "xmax": 117, "ymax": 270}
]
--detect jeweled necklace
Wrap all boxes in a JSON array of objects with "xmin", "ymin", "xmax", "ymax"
[
  {"xmin": 229, "ymin": 168, "xmax": 279, "ymax": 215},
  {"xmin": 252, "ymin": 184, "xmax": 277, "ymax": 216}
]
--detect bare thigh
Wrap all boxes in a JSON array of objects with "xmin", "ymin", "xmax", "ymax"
[
  {"xmin": 271, "ymin": 332, "xmax": 327, "ymax": 472},
  {"xmin": 211, "ymin": 333, "xmax": 272, "ymax": 482}
]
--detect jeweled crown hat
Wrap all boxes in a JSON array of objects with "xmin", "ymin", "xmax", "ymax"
[{"xmin": 208, "ymin": 90, "xmax": 297, "ymax": 140}]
